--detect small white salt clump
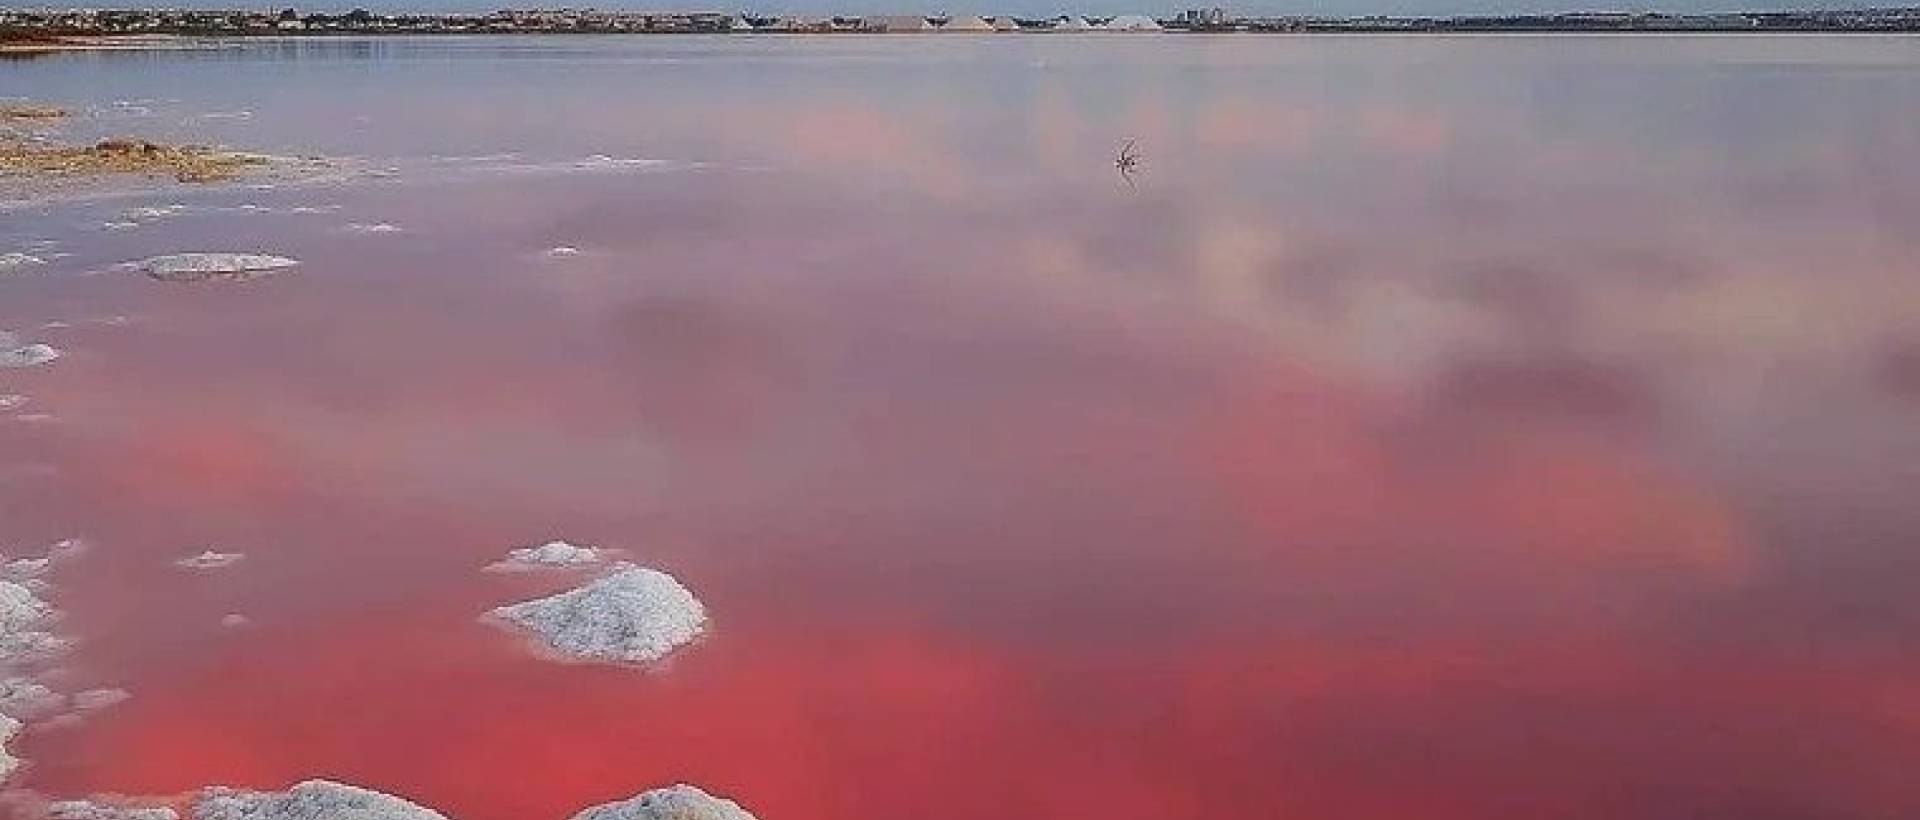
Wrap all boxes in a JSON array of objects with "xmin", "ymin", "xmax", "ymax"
[
  {"xmin": 194, "ymin": 780, "xmax": 451, "ymax": 820},
  {"xmin": 568, "ymin": 784, "xmax": 758, "ymax": 820},
  {"xmin": 0, "ymin": 253, "xmax": 46, "ymax": 271},
  {"xmin": 132, "ymin": 254, "xmax": 299, "ymax": 283},
  {"xmin": 174, "ymin": 550, "xmax": 244, "ymax": 570},
  {"xmin": 0, "ymin": 332, "xmax": 60, "ymax": 369},
  {"xmin": 544, "ymin": 246, "xmax": 581, "ymax": 258},
  {"xmin": 486, "ymin": 562, "xmax": 707, "ymax": 664},
  {"xmin": 487, "ymin": 540, "xmax": 602, "ymax": 571},
  {"xmin": 44, "ymin": 799, "xmax": 179, "ymax": 820},
  {"xmin": 71, "ymin": 688, "xmax": 130, "ymax": 713},
  {"xmin": 220, "ymin": 614, "xmax": 249, "ymax": 629},
  {"xmin": 0, "ymin": 395, "xmax": 26, "ymax": 411},
  {"xmin": 341, "ymin": 222, "xmax": 401, "ymax": 234}
]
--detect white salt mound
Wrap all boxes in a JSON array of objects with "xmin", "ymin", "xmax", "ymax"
[
  {"xmin": 175, "ymin": 550, "xmax": 244, "ymax": 570},
  {"xmin": 45, "ymin": 800, "xmax": 180, "ymax": 820},
  {"xmin": 341, "ymin": 223, "xmax": 401, "ymax": 234},
  {"xmin": 0, "ymin": 678, "xmax": 66, "ymax": 720},
  {"xmin": 4, "ymin": 558, "xmax": 51, "ymax": 580},
  {"xmin": 544, "ymin": 246, "xmax": 581, "ymax": 258},
  {"xmin": 0, "ymin": 580, "xmax": 53, "ymax": 632},
  {"xmin": 134, "ymin": 254, "xmax": 299, "ymax": 282},
  {"xmin": 195, "ymin": 780, "xmax": 451, "ymax": 820},
  {"xmin": 220, "ymin": 613, "xmax": 250, "ymax": 629},
  {"xmin": 0, "ymin": 395, "xmax": 26, "ymax": 411},
  {"xmin": 568, "ymin": 785, "xmax": 758, "ymax": 820},
  {"xmin": 0, "ymin": 342, "xmax": 60, "ymax": 370},
  {"xmin": 489, "ymin": 540, "xmax": 602, "ymax": 570},
  {"xmin": 487, "ymin": 562, "xmax": 706, "ymax": 664}
]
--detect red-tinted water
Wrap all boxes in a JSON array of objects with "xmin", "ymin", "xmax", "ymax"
[{"xmin": 4, "ymin": 35, "xmax": 1920, "ymax": 820}]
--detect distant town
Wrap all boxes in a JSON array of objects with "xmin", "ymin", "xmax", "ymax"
[{"xmin": 7, "ymin": 4, "xmax": 1920, "ymax": 38}]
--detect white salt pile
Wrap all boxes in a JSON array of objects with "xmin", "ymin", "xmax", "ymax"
[
  {"xmin": 45, "ymin": 800, "xmax": 179, "ymax": 820},
  {"xmin": 544, "ymin": 246, "xmax": 581, "ymax": 258},
  {"xmin": 341, "ymin": 222, "xmax": 401, "ymax": 234},
  {"xmin": 220, "ymin": 613, "xmax": 249, "ymax": 628},
  {"xmin": 195, "ymin": 780, "xmax": 451, "ymax": 820},
  {"xmin": 0, "ymin": 332, "xmax": 60, "ymax": 369},
  {"xmin": 174, "ymin": 550, "xmax": 244, "ymax": 570},
  {"xmin": 487, "ymin": 540, "xmax": 603, "ymax": 571},
  {"xmin": 132, "ymin": 254, "xmax": 299, "ymax": 283},
  {"xmin": 486, "ymin": 562, "xmax": 707, "ymax": 664},
  {"xmin": 0, "ymin": 395, "xmax": 26, "ymax": 411},
  {"xmin": 568, "ymin": 785, "xmax": 758, "ymax": 820}
]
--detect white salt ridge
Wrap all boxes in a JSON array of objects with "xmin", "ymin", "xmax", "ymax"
[
  {"xmin": 120, "ymin": 204, "xmax": 187, "ymax": 222},
  {"xmin": 0, "ymin": 678, "xmax": 65, "ymax": 720},
  {"xmin": 341, "ymin": 222, "xmax": 401, "ymax": 234},
  {"xmin": 44, "ymin": 800, "xmax": 179, "ymax": 820},
  {"xmin": 487, "ymin": 540, "xmax": 602, "ymax": 571},
  {"xmin": 133, "ymin": 254, "xmax": 299, "ymax": 282},
  {"xmin": 486, "ymin": 562, "xmax": 707, "ymax": 664},
  {"xmin": 0, "ymin": 395, "xmax": 26, "ymax": 411},
  {"xmin": 195, "ymin": 780, "xmax": 450, "ymax": 820},
  {"xmin": 220, "ymin": 613, "xmax": 250, "ymax": 629},
  {"xmin": 175, "ymin": 550, "xmax": 244, "ymax": 570},
  {"xmin": 568, "ymin": 785, "xmax": 758, "ymax": 820},
  {"xmin": 544, "ymin": 246, "xmax": 581, "ymax": 258},
  {"xmin": 1, "ymin": 714, "xmax": 20, "ymax": 781}
]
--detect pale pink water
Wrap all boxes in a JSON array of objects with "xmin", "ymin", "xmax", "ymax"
[{"xmin": 3, "ymin": 35, "xmax": 1920, "ymax": 820}]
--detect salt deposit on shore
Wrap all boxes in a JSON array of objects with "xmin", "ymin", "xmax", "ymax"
[
  {"xmin": 195, "ymin": 780, "xmax": 451, "ymax": 820},
  {"xmin": 174, "ymin": 550, "xmax": 243, "ymax": 570},
  {"xmin": 1, "ymin": 714, "xmax": 21, "ymax": 780},
  {"xmin": 486, "ymin": 562, "xmax": 707, "ymax": 664},
  {"xmin": 44, "ymin": 800, "xmax": 179, "ymax": 820},
  {"xmin": 487, "ymin": 540, "xmax": 603, "ymax": 571},
  {"xmin": 132, "ymin": 254, "xmax": 298, "ymax": 283},
  {"xmin": 340, "ymin": 222, "xmax": 401, "ymax": 234},
  {"xmin": 567, "ymin": 785, "xmax": 758, "ymax": 820}
]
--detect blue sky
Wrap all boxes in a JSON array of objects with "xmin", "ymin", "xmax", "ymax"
[{"xmin": 1, "ymin": 0, "xmax": 1891, "ymax": 17}]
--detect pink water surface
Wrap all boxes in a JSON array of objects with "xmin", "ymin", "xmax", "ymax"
[{"xmin": 3, "ymin": 34, "xmax": 1920, "ymax": 820}]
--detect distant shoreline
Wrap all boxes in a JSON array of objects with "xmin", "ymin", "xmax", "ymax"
[{"xmin": 8, "ymin": 7, "xmax": 1920, "ymax": 41}]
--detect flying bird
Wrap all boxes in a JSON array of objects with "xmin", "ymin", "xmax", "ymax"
[{"xmin": 1115, "ymin": 138, "xmax": 1140, "ymax": 188}]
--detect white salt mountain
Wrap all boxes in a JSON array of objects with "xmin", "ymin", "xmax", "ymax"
[
  {"xmin": 568, "ymin": 785, "xmax": 758, "ymax": 820},
  {"xmin": 487, "ymin": 562, "xmax": 706, "ymax": 664},
  {"xmin": 195, "ymin": 780, "xmax": 450, "ymax": 820},
  {"xmin": 132, "ymin": 254, "xmax": 299, "ymax": 283},
  {"xmin": 487, "ymin": 540, "xmax": 603, "ymax": 571}
]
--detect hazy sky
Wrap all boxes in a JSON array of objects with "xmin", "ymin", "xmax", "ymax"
[{"xmin": 1, "ymin": 0, "xmax": 1891, "ymax": 16}]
